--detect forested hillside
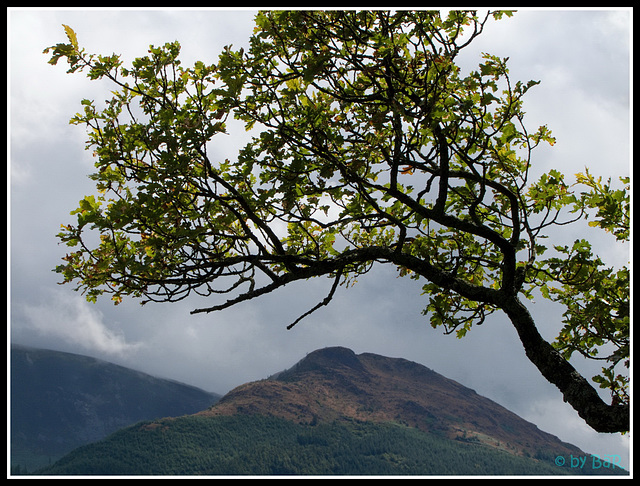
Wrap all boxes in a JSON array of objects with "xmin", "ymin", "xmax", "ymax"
[{"xmin": 37, "ymin": 414, "xmax": 609, "ymax": 476}]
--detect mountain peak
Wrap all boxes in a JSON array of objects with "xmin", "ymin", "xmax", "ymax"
[
  {"xmin": 274, "ymin": 346, "xmax": 365, "ymax": 382},
  {"xmin": 304, "ymin": 346, "xmax": 360, "ymax": 365}
]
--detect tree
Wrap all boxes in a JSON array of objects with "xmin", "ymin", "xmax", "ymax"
[{"xmin": 45, "ymin": 11, "xmax": 629, "ymax": 432}]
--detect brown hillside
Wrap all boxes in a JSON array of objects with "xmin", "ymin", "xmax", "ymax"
[{"xmin": 198, "ymin": 347, "xmax": 585, "ymax": 459}]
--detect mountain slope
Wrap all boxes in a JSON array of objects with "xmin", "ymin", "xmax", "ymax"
[
  {"xmin": 10, "ymin": 344, "xmax": 220, "ymax": 472},
  {"xmin": 202, "ymin": 346, "xmax": 582, "ymax": 461}
]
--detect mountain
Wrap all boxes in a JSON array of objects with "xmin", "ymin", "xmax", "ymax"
[
  {"xmin": 203, "ymin": 346, "xmax": 585, "ymax": 460},
  {"xmin": 10, "ymin": 344, "xmax": 220, "ymax": 473},
  {"xmin": 32, "ymin": 346, "xmax": 627, "ymax": 476}
]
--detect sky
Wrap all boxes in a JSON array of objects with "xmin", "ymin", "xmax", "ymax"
[{"xmin": 8, "ymin": 8, "xmax": 632, "ymax": 470}]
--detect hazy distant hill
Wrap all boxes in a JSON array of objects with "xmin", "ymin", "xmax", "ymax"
[
  {"xmin": 33, "ymin": 346, "xmax": 627, "ymax": 476},
  {"xmin": 10, "ymin": 344, "xmax": 220, "ymax": 473}
]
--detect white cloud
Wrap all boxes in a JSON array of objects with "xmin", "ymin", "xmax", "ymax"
[{"xmin": 17, "ymin": 289, "xmax": 143, "ymax": 357}]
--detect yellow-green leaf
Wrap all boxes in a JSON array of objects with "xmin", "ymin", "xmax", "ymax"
[{"xmin": 62, "ymin": 24, "xmax": 78, "ymax": 50}]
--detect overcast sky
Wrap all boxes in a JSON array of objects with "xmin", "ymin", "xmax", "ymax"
[{"xmin": 8, "ymin": 8, "xmax": 631, "ymax": 469}]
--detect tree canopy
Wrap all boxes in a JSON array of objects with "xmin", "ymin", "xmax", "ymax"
[{"xmin": 45, "ymin": 11, "xmax": 629, "ymax": 432}]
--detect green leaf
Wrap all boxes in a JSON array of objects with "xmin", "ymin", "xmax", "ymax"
[{"xmin": 302, "ymin": 54, "xmax": 328, "ymax": 83}]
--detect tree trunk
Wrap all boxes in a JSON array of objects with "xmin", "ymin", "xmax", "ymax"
[{"xmin": 502, "ymin": 294, "xmax": 628, "ymax": 433}]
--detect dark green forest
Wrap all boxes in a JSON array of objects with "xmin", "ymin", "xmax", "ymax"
[{"xmin": 34, "ymin": 415, "xmax": 622, "ymax": 476}]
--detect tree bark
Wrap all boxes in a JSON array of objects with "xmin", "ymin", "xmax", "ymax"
[{"xmin": 501, "ymin": 294, "xmax": 628, "ymax": 433}]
